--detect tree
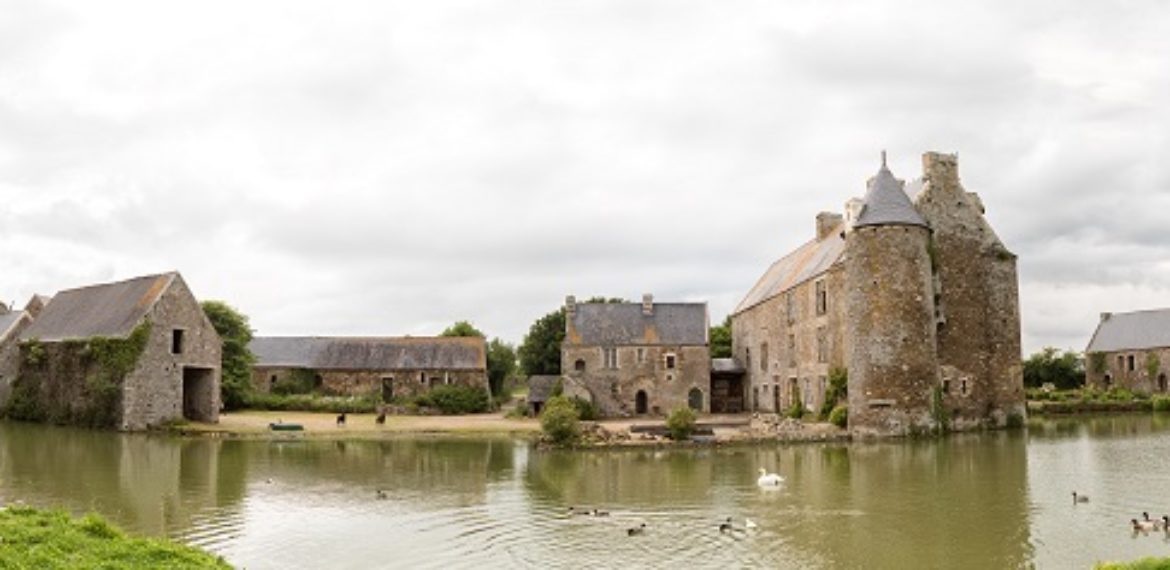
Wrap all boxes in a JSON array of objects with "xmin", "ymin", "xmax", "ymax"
[
  {"xmin": 440, "ymin": 320, "xmax": 484, "ymax": 338},
  {"xmin": 200, "ymin": 301, "xmax": 256, "ymax": 410},
  {"xmin": 518, "ymin": 297, "xmax": 625, "ymax": 377},
  {"xmin": 1022, "ymin": 347, "xmax": 1084, "ymax": 390},
  {"xmin": 709, "ymin": 315, "xmax": 732, "ymax": 359},
  {"xmin": 485, "ymin": 338, "xmax": 517, "ymax": 397},
  {"xmin": 518, "ymin": 309, "xmax": 565, "ymax": 376}
]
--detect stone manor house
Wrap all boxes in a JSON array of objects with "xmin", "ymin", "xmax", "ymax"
[
  {"xmin": 731, "ymin": 152, "xmax": 1025, "ymax": 435},
  {"xmin": 1085, "ymin": 309, "xmax": 1170, "ymax": 393}
]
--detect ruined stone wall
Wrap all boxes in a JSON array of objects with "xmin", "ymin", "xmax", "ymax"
[
  {"xmin": 845, "ymin": 224, "xmax": 939, "ymax": 436},
  {"xmin": 121, "ymin": 276, "xmax": 222, "ymax": 430},
  {"xmin": 731, "ymin": 264, "xmax": 847, "ymax": 414},
  {"xmin": 563, "ymin": 344, "xmax": 709, "ymax": 417},
  {"xmin": 252, "ymin": 366, "xmax": 488, "ymax": 400},
  {"xmin": 914, "ymin": 152, "xmax": 1025, "ymax": 428},
  {"xmin": 1087, "ymin": 348, "xmax": 1170, "ymax": 393}
]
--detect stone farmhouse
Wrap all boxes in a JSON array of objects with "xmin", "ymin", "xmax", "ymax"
[
  {"xmin": 0, "ymin": 272, "xmax": 222, "ymax": 430},
  {"xmin": 249, "ymin": 336, "xmax": 489, "ymax": 401},
  {"xmin": 561, "ymin": 295, "xmax": 710, "ymax": 416},
  {"xmin": 732, "ymin": 152, "xmax": 1025, "ymax": 436},
  {"xmin": 1085, "ymin": 310, "xmax": 1170, "ymax": 393}
]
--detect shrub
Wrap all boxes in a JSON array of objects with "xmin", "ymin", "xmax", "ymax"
[
  {"xmin": 571, "ymin": 397, "xmax": 598, "ymax": 421},
  {"xmin": 1006, "ymin": 412, "xmax": 1025, "ymax": 429},
  {"xmin": 271, "ymin": 369, "xmax": 317, "ymax": 395},
  {"xmin": 1153, "ymin": 396, "xmax": 1170, "ymax": 412},
  {"xmin": 666, "ymin": 407, "xmax": 697, "ymax": 440},
  {"xmin": 505, "ymin": 401, "xmax": 528, "ymax": 419},
  {"xmin": 422, "ymin": 385, "xmax": 490, "ymax": 415},
  {"xmin": 787, "ymin": 385, "xmax": 805, "ymax": 419},
  {"xmin": 540, "ymin": 396, "xmax": 580, "ymax": 445},
  {"xmin": 828, "ymin": 405, "xmax": 848, "ymax": 428},
  {"xmin": 819, "ymin": 367, "xmax": 848, "ymax": 420},
  {"xmin": 245, "ymin": 393, "xmax": 378, "ymax": 413}
]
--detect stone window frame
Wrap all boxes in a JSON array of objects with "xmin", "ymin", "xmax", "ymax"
[
  {"xmin": 815, "ymin": 326, "xmax": 827, "ymax": 363},
  {"xmin": 1127, "ymin": 354, "xmax": 1136, "ymax": 372},
  {"xmin": 787, "ymin": 334, "xmax": 796, "ymax": 368},
  {"xmin": 664, "ymin": 352, "xmax": 677, "ymax": 370},
  {"xmin": 759, "ymin": 342, "xmax": 769, "ymax": 372},
  {"xmin": 636, "ymin": 347, "xmax": 646, "ymax": 364},
  {"xmin": 786, "ymin": 292, "xmax": 796, "ymax": 324},
  {"xmin": 574, "ymin": 359, "xmax": 586, "ymax": 372},
  {"xmin": 602, "ymin": 347, "xmax": 618, "ymax": 370},
  {"xmin": 814, "ymin": 279, "xmax": 827, "ymax": 316},
  {"xmin": 171, "ymin": 328, "xmax": 185, "ymax": 355}
]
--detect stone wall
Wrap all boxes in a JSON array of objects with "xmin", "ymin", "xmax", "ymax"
[
  {"xmin": 252, "ymin": 366, "xmax": 488, "ymax": 400},
  {"xmin": 120, "ymin": 275, "xmax": 221, "ymax": 430},
  {"xmin": 562, "ymin": 343, "xmax": 709, "ymax": 417},
  {"xmin": 1086, "ymin": 347, "xmax": 1170, "ymax": 393},
  {"xmin": 731, "ymin": 263, "xmax": 847, "ymax": 414},
  {"xmin": 845, "ymin": 224, "xmax": 939, "ymax": 436},
  {"xmin": 914, "ymin": 152, "xmax": 1025, "ymax": 428},
  {"xmin": 0, "ymin": 313, "xmax": 32, "ymax": 409}
]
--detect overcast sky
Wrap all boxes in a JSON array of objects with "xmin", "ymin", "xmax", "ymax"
[{"xmin": 2, "ymin": 1, "xmax": 1168, "ymax": 353}]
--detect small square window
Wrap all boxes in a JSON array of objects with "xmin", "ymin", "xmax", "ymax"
[{"xmin": 665, "ymin": 354, "xmax": 676, "ymax": 369}]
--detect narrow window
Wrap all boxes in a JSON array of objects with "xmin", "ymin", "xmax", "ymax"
[
  {"xmin": 816, "ymin": 326, "xmax": 827, "ymax": 363},
  {"xmin": 815, "ymin": 280, "xmax": 827, "ymax": 316},
  {"xmin": 171, "ymin": 329, "xmax": 184, "ymax": 354},
  {"xmin": 760, "ymin": 343, "xmax": 769, "ymax": 372},
  {"xmin": 788, "ymin": 334, "xmax": 796, "ymax": 367},
  {"xmin": 960, "ymin": 379, "xmax": 968, "ymax": 396},
  {"xmin": 574, "ymin": 359, "xmax": 586, "ymax": 372},
  {"xmin": 636, "ymin": 348, "xmax": 645, "ymax": 364},
  {"xmin": 942, "ymin": 380, "xmax": 950, "ymax": 394},
  {"xmin": 786, "ymin": 292, "xmax": 796, "ymax": 324},
  {"xmin": 745, "ymin": 348, "xmax": 751, "ymax": 372},
  {"xmin": 1128, "ymin": 354, "xmax": 1136, "ymax": 372},
  {"xmin": 665, "ymin": 353, "xmax": 676, "ymax": 369},
  {"xmin": 602, "ymin": 348, "xmax": 618, "ymax": 369},
  {"xmin": 420, "ymin": 371, "xmax": 426, "ymax": 384}
]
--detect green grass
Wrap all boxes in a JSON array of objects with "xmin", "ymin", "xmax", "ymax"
[
  {"xmin": 0, "ymin": 506, "xmax": 231, "ymax": 569},
  {"xmin": 1095, "ymin": 557, "xmax": 1170, "ymax": 569}
]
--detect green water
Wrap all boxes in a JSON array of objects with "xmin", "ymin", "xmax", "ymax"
[{"xmin": 2, "ymin": 416, "xmax": 1169, "ymax": 569}]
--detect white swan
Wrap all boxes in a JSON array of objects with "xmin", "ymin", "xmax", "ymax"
[
  {"xmin": 745, "ymin": 518, "xmax": 758, "ymax": 529},
  {"xmin": 757, "ymin": 468, "xmax": 784, "ymax": 487}
]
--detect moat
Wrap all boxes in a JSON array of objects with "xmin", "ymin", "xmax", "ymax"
[{"xmin": 2, "ymin": 416, "xmax": 1169, "ymax": 569}]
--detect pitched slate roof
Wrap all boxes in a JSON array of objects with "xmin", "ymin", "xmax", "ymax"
[
  {"xmin": 0, "ymin": 311, "xmax": 30, "ymax": 343},
  {"xmin": 734, "ymin": 230, "xmax": 845, "ymax": 314},
  {"xmin": 20, "ymin": 273, "xmax": 176, "ymax": 342},
  {"xmin": 711, "ymin": 358, "xmax": 745, "ymax": 374},
  {"xmin": 569, "ymin": 302, "xmax": 707, "ymax": 346},
  {"xmin": 527, "ymin": 375, "xmax": 561, "ymax": 403},
  {"xmin": 854, "ymin": 158, "xmax": 928, "ymax": 229},
  {"xmin": 250, "ymin": 336, "xmax": 487, "ymax": 371},
  {"xmin": 1086, "ymin": 309, "xmax": 1170, "ymax": 352}
]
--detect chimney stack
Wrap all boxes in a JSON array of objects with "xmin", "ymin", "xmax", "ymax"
[
  {"xmin": 816, "ymin": 212, "xmax": 844, "ymax": 240},
  {"xmin": 565, "ymin": 295, "xmax": 576, "ymax": 316},
  {"xmin": 922, "ymin": 152, "xmax": 960, "ymax": 193},
  {"xmin": 642, "ymin": 294, "xmax": 654, "ymax": 316},
  {"xmin": 1100, "ymin": 312, "xmax": 1112, "ymax": 322}
]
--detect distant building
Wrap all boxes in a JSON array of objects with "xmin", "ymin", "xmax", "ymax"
[
  {"xmin": 2, "ymin": 272, "xmax": 222, "ymax": 430},
  {"xmin": 732, "ymin": 152, "xmax": 1025, "ymax": 436},
  {"xmin": 1085, "ymin": 310, "xmax": 1170, "ymax": 393},
  {"xmin": 249, "ymin": 336, "xmax": 489, "ymax": 401},
  {"xmin": 562, "ymin": 295, "xmax": 710, "ymax": 417},
  {"xmin": 526, "ymin": 375, "xmax": 559, "ymax": 415}
]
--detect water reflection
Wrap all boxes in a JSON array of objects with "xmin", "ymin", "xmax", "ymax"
[{"xmin": 2, "ymin": 417, "xmax": 1170, "ymax": 569}]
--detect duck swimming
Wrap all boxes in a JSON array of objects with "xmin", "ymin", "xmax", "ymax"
[
  {"xmin": 1072, "ymin": 491, "xmax": 1089, "ymax": 504},
  {"xmin": 627, "ymin": 523, "xmax": 647, "ymax": 536}
]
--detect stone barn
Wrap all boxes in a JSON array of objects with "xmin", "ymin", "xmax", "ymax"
[
  {"xmin": 249, "ymin": 336, "xmax": 489, "ymax": 401},
  {"xmin": 1085, "ymin": 309, "xmax": 1170, "ymax": 393},
  {"xmin": 4, "ymin": 272, "xmax": 222, "ymax": 430},
  {"xmin": 562, "ymin": 295, "xmax": 710, "ymax": 417},
  {"xmin": 732, "ymin": 152, "xmax": 1025, "ymax": 436}
]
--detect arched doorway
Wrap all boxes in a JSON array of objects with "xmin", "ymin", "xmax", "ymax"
[
  {"xmin": 688, "ymin": 388, "xmax": 703, "ymax": 411},
  {"xmin": 635, "ymin": 390, "xmax": 648, "ymax": 414}
]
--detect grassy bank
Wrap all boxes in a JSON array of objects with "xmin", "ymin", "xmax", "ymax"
[
  {"xmin": 0, "ymin": 506, "xmax": 230, "ymax": 569},
  {"xmin": 1095, "ymin": 557, "xmax": 1170, "ymax": 569},
  {"xmin": 1027, "ymin": 387, "xmax": 1170, "ymax": 415}
]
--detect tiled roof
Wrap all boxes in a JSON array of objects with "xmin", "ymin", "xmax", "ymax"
[
  {"xmin": 734, "ymin": 231, "xmax": 845, "ymax": 314},
  {"xmin": 1086, "ymin": 309, "xmax": 1170, "ymax": 352},
  {"xmin": 20, "ymin": 273, "xmax": 175, "ymax": 342},
  {"xmin": 854, "ymin": 160, "xmax": 928, "ymax": 229},
  {"xmin": 0, "ymin": 311, "xmax": 29, "ymax": 343},
  {"xmin": 527, "ymin": 375, "xmax": 561, "ymax": 403},
  {"xmin": 569, "ymin": 302, "xmax": 707, "ymax": 346},
  {"xmin": 250, "ymin": 336, "xmax": 487, "ymax": 371}
]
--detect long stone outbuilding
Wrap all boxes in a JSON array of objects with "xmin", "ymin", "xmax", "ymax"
[{"xmin": 1085, "ymin": 309, "xmax": 1170, "ymax": 393}]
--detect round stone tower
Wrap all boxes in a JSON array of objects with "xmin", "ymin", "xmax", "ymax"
[{"xmin": 845, "ymin": 153, "xmax": 940, "ymax": 436}]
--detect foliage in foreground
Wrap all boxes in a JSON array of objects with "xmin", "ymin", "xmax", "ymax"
[
  {"xmin": 666, "ymin": 407, "xmax": 697, "ymax": 440},
  {"xmin": 540, "ymin": 396, "xmax": 580, "ymax": 445},
  {"xmin": 0, "ymin": 506, "xmax": 231, "ymax": 569},
  {"xmin": 1095, "ymin": 557, "xmax": 1170, "ymax": 570}
]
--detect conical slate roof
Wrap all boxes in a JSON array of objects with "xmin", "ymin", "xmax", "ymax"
[{"xmin": 854, "ymin": 154, "xmax": 928, "ymax": 229}]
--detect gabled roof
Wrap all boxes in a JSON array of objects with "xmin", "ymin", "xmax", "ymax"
[
  {"xmin": 854, "ymin": 157, "xmax": 928, "ymax": 229},
  {"xmin": 1086, "ymin": 309, "xmax": 1170, "ymax": 353},
  {"xmin": 734, "ymin": 230, "xmax": 845, "ymax": 315},
  {"xmin": 20, "ymin": 273, "xmax": 176, "ymax": 342},
  {"xmin": 527, "ymin": 375, "xmax": 561, "ymax": 403},
  {"xmin": 0, "ymin": 311, "xmax": 30, "ymax": 343},
  {"xmin": 250, "ymin": 336, "xmax": 487, "ymax": 371},
  {"xmin": 568, "ymin": 302, "xmax": 707, "ymax": 346}
]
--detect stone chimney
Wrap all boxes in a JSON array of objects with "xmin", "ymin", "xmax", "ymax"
[
  {"xmin": 922, "ymin": 152, "xmax": 960, "ymax": 193},
  {"xmin": 642, "ymin": 294, "xmax": 653, "ymax": 316},
  {"xmin": 1100, "ymin": 312, "xmax": 1112, "ymax": 322},
  {"xmin": 565, "ymin": 295, "xmax": 576, "ymax": 316},
  {"xmin": 816, "ymin": 212, "xmax": 844, "ymax": 240},
  {"xmin": 843, "ymin": 198, "xmax": 864, "ymax": 233}
]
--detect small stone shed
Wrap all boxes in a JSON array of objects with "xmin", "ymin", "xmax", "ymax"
[
  {"xmin": 249, "ymin": 336, "xmax": 489, "ymax": 401},
  {"xmin": 1085, "ymin": 309, "xmax": 1170, "ymax": 393},
  {"xmin": 7, "ymin": 272, "xmax": 222, "ymax": 430},
  {"xmin": 526, "ymin": 375, "xmax": 560, "ymax": 415}
]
